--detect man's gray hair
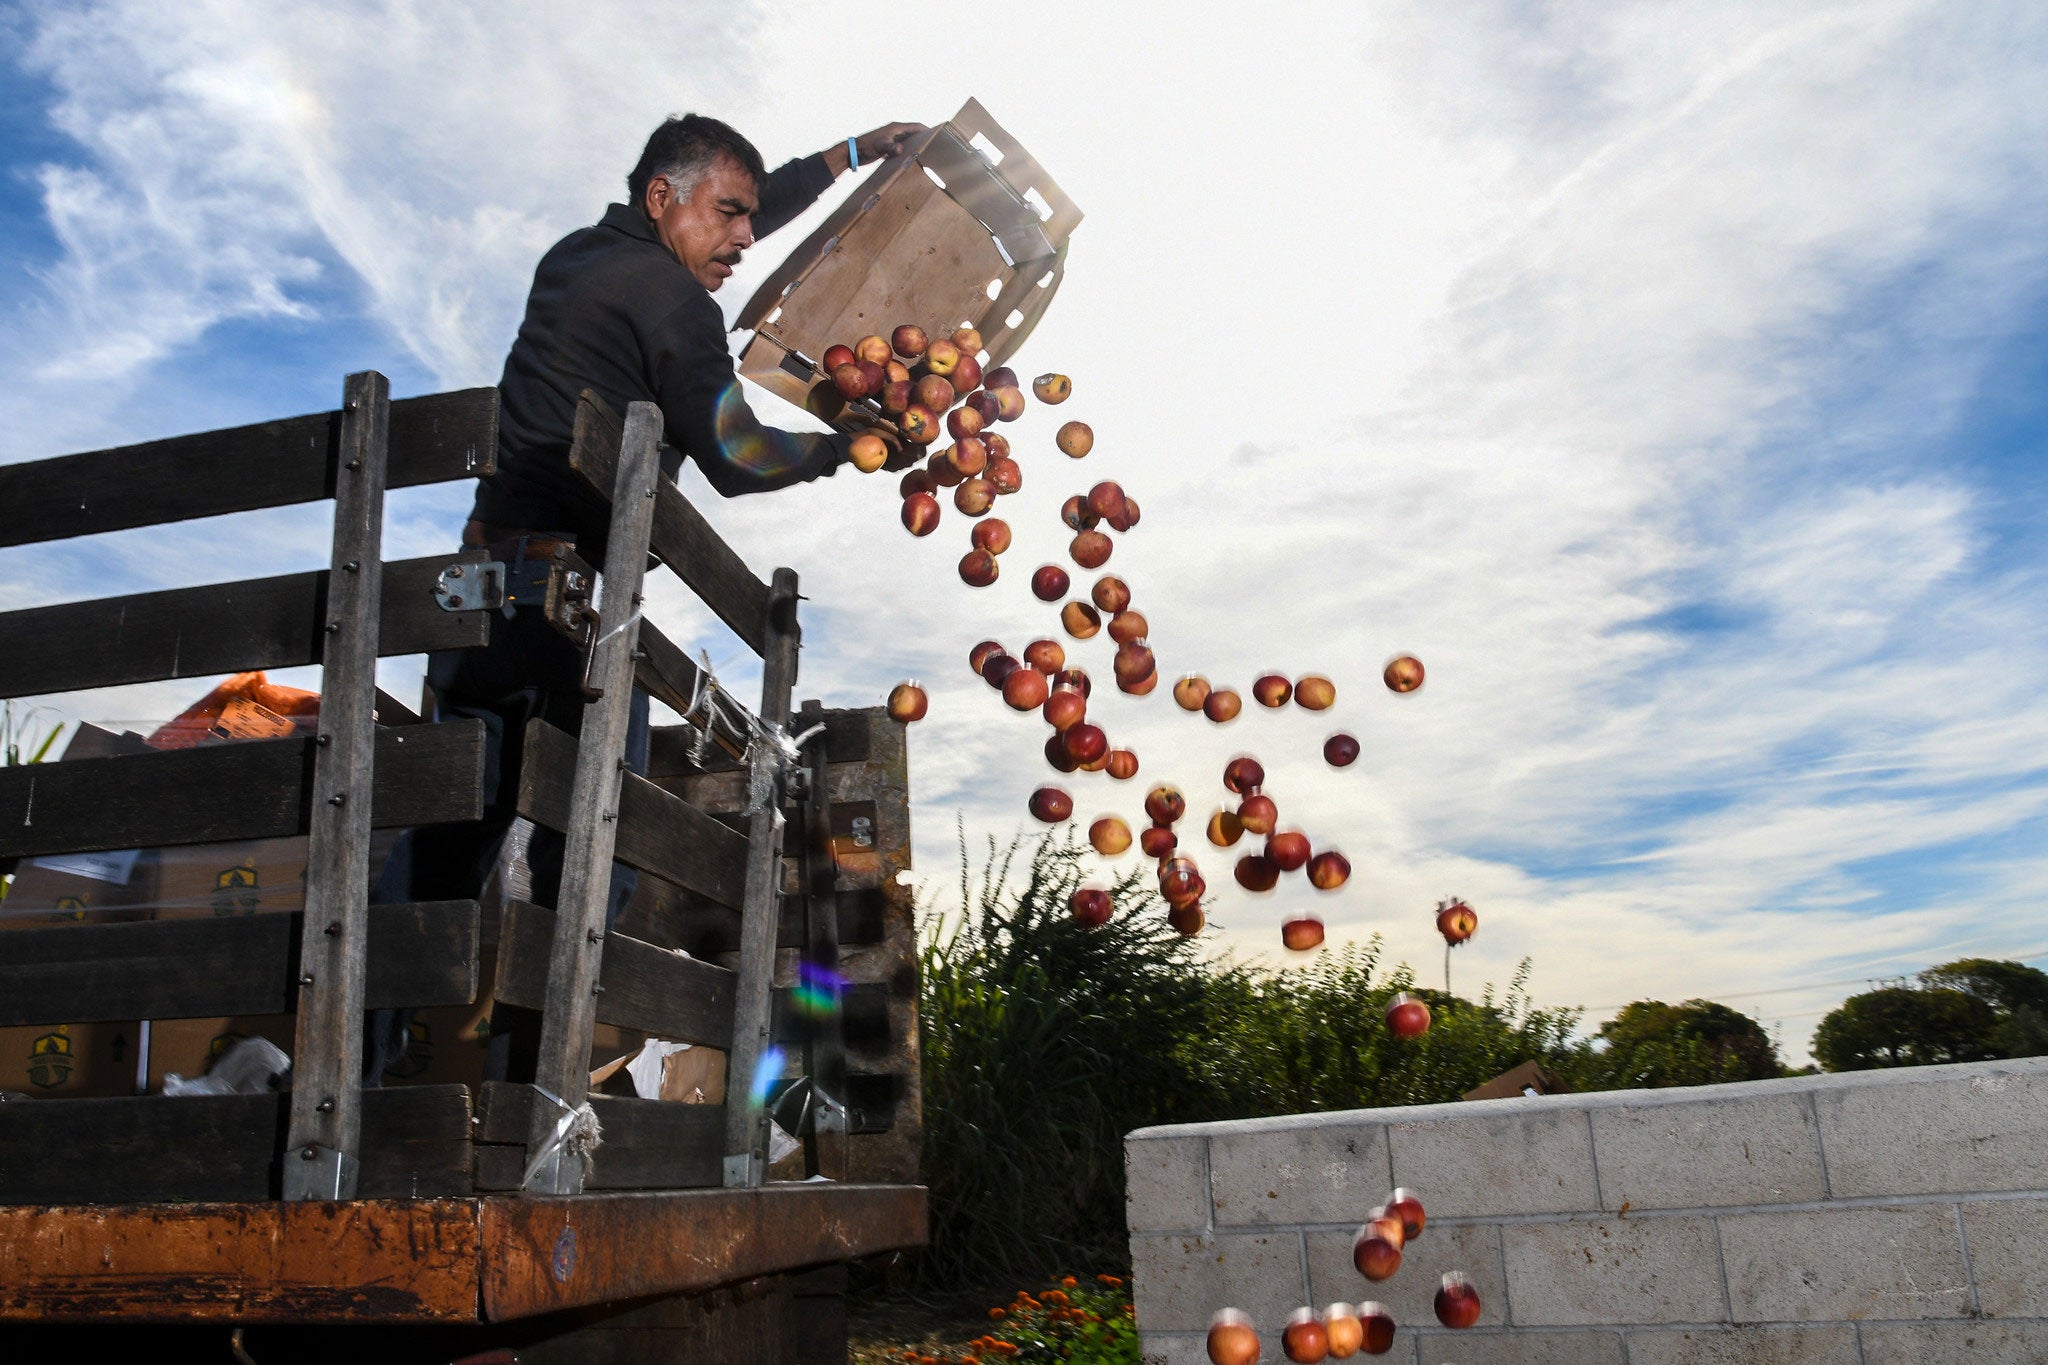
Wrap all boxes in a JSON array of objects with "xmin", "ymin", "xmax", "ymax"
[{"xmin": 627, "ymin": 115, "xmax": 766, "ymax": 208}]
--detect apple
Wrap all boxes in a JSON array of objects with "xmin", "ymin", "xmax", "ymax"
[
  {"xmin": 1070, "ymin": 886, "xmax": 1112, "ymax": 927},
  {"xmin": 1028, "ymin": 785, "xmax": 1071, "ymax": 822},
  {"xmin": 1433, "ymin": 1273, "xmax": 1481, "ymax": 1330},
  {"xmin": 1294, "ymin": 675, "xmax": 1336, "ymax": 710},
  {"xmin": 1004, "ymin": 666, "xmax": 1049, "ymax": 711},
  {"xmin": 1386, "ymin": 1188, "xmax": 1425, "ymax": 1243},
  {"xmin": 1436, "ymin": 898, "xmax": 1477, "ymax": 945},
  {"xmin": 1281, "ymin": 914, "xmax": 1325, "ymax": 952},
  {"xmin": 1108, "ymin": 610, "xmax": 1149, "ymax": 646},
  {"xmin": 984, "ymin": 365, "xmax": 1020, "ymax": 390},
  {"xmin": 984, "ymin": 431, "xmax": 1011, "ymax": 461},
  {"xmin": 821, "ymin": 344, "xmax": 856, "ymax": 373},
  {"xmin": 1208, "ymin": 1310, "xmax": 1259, "ymax": 1365},
  {"xmin": 1063, "ymin": 723, "xmax": 1109, "ymax": 766},
  {"xmin": 1174, "ymin": 675, "xmax": 1212, "ymax": 711},
  {"xmin": 848, "ymin": 433, "xmax": 889, "ymax": 473},
  {"xmin": 954, "ymin": 478, "xmax": 996, "ymax": 517},
  {"xmin": 807, "ymin": 381, "xmax": 846, "ymax": 421},
  {"xmin": 901, "ymin": 492, "xmax": 941, "ymax": 536},
  {"xmin": 1322, "ymin": 1303, "xmax": 1366, "ymax": 1359},
  {"xmin": 1113, "ymin": 642, "xmax": 1156, "ymax": 688},
  {"xmin": 1061, "ymin": 495, "xmax": 1100, "ymax": 531},
  {"xmin": 1204, "ymin": 688, "xmax": 1243, "ymax": 723},
  {"xmin": 1384, "ymin": 992, "xmax": 1431, "ymax": 1040},
  {"xmin": 926, "ymin": 450, "xmax": 964, "ymax": 487},
  {"xmin": 1383, "ymin": 655, "xmax": 1425, "ymax": 694},
  {"xmin": 1282, "ymin": 1307, "xmax": 1328, "ymax": 1363},
  {"xmin": 915, "ymin": 374, "xmax": 956, "ymax": 414},
  {"xmin": 951, "ymin": 326, "xmax": 983, "ymax": 354},
  {"xmin": 855, "ymin": 335, "xmax": 891, "ymax": 366},
  {"xmin": 1143, "ymin": 785, "xmax": 1186, "ymax": 824},
  {"xmin": 951, "ymin": 354, "xmax": 983, "ymax": 395},
  {"xmin": 993, "ymin": 384, "xmax": 1026, "ymax": 421},
  {"xmin": 1055, "ymin": 668, "xmax": 1092, "ymax": 697},
  {"xmin": 879, "ymin": 379, "xmax": 912, "ymax": 416},
  {"xmin": 1080, "ymin": 746, "xmax": 1112, "ymax": 773},
  {"xmin": 1308, "ymin": 851, "xmax": 1351, "ymax": 891},
  {"xmin": 1234, "ymin": 854, "xmax": 1279, "ymax": 893},
  {"xmin": 958, "ymin": 548, "xmax": 999, "ymax": 587},
  {"xmin": 853, "ymin": 359, "xmax": 886, "ymax": 398},
  {"xmin": 1324, "ymin": 733, "xmax": 1360, "ymax": 767},
  {"xmin": 1160, "ymin": 861, "xmax": 1204, "ymax": 908},
  {"xmin": 1127, "ymin": 668, "xmax": 1160, "ymax": 696},
  {"xmin": 1107, "ymin": 496, "xmax": 1141, "ymax": 532},
  {"xmin": 1023, "ymin": 638, "xmax": 1065, "ymax": 674},
  {"xmin": 1206, "ymin": 809, "xmax": 1244, "ymax": 847},
  {"xmin": 1088, "ymin": 480, "xmax": 1127, "ymax": 522},
  {"xmin": 951, "ymin": 435, "xmax": 989, "ymax": 476},
  {"xmin": 1044, "ymin": 733, "xmax": 1080, "ymax": 772},
  {"xmin": 1043, "ymin": 688, "xmax": 1087, "ymax": 732},
  {"xmin": 1168, "ymin": 902, "xmax": 1206, "ymax": 937},
  {"xmin": 1070, "ymin": 530, "xmax": 1113, "ymax": 569},
  {"xmin": 899, "ymin": 404, "xmax": 939, "ymax": 444},
  {"xmin": 969, "ymin": 640, "xmax": 1006, "ymax": 675},
  {"xmin": 1062, "ymin": 601, "xmax": 1103, "ymax": 639},
  {"xmin": 1105, "ymin": 749, "xmax": 1139, "ymax": 780},
  {"xmin": 1253, "ymin": 673, "xmax": 1293, "ymax": 708},
  {"xmin": 832, "ymin": 362, "xmax": 871, "ymax": 401},
  {"xmin": 885, "ymin": 359, "xmax": 911, "ymax": 384},
  {"xmin": 1089, "ymin": 815, "xmax": 1132, "ymax": 856},
  {"xmin": 924, "ymin": 337, "xmax": 961, "ymax": 376},
  {"xmin": 1057, "ymin": 421, "xmax": 1094, "ymax": 458},
  {"xmin": 1266, "ymin": 830, "xmax": 1311, "ymax": 871},
  {"xmin": 886, "ymin": 682, "xmax": 927, "ymax": 723},
  {"xmin": 1140, "ymin": 825, "xmax": 1177, "ymax": 858},
  {"xmin": 1032, "ymin": 564, "xmax": 1071, "ymax": 602},
  {"xmin": 1090, "ymin": 575, "xmax": 1131, "ymax": 613},
  {"xmin": 967, "ymin": 389, "xmax": 1001, "ymax": 426},
  {"xmin": 1237, "ymin": 794, "xmax": 1277, "ymax": 835},
  {"xmin": 1352, "ymin": 1220, "xmax": 1402, "ymax": 1283},
  {"xmin": 1355, "ymin": 1301, "xmax": 1396, "ymax": 1356},
  {"xmin": 972, "ymin": 518, "xmax": 1012, "ymax": 555},
  {"xmin": 1223, "ymin": 756, "xmax": 1265, "ymax": 795},
  {"xmin": 988, "ymin": 456, "xmax": 1023, "ymax": 494},
  {"xmin": 1033, "ymin": 372, "xmax": 1072, "ymax": 404},
  {"xmin": 981, "ymin": 653, "xmax": 1019, "ymax": 689},
  {"xmin": 890, "ymin": 324, "xmax": 928, "ymax": 359},
  {"xmin": 947, "ymin": 405, "xmax": 985, "ymax": 440}
]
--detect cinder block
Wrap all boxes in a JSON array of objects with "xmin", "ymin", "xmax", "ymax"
[
  {"xmin": 1816, "ymin": 1063, "xmax": 2048, "ymax": 1197},
  {"xmin": 1387, "ymin": 1107, "xmax": 1597, "ymax": 1217},
  {"xmin": 1208, "ymin": 1121, "xmax": 1390, "ymax": 1227},
  {"xmin": 1623, "ymin": 1324, "xmax": 1860, "ymax": 1364},
  {"xmin": 1960, "ymin": 1197, "xmax": 2048, "ymax": 1318},
  {"xmin": 1129, "ymin": 1230, "xmax": 1306, "ymax": 1335},
  {"xmin": 1860, "ymin": 1320, "xmax": 2048, "ymax": 1365},
  {"xmin": 1138, "ymin": 1331, "xmax": 1237, "ymax": 1365},
  {"xmin": 1590, "ymin": 1091, "xmax": 1824, "ymax": 1211},
  {"xmin": 1498, "ymin": 1214, "xmax": 1724, "ymax": 1326},
  {"xmin": 1305, "ymin": 1222, "xmax": 1506, "ymax": 1330},
  {"xmin": 1126, "ymin": 1135, "xmax": 1211, "ymax": 1233},
  {"xmin": 1720, "ymin": 1204, "xmax": 1971, "ymax": 1322},
  {"xmin": 1405, "ymin": 1327, "xmax": 1624, "ymax": 1364}
]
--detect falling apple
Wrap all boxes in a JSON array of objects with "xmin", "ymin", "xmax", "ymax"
[
  {"xmin": 848, "ymin": 433, "xmax": 889, "ymax": 473},
  {"xmin": 1023, "ymin": 638, "xmax": 1065, "ymax": 674},
  {"xmin": 1175, "ymin": 676, "xmax": 1212, "ymax": 711},
  {"xmin": 1384, "ymin": 992, "xmax": 1431, "ymax": 1040},
  {"xmin": 1028, "ymin": 785, "xmax": 1072, "ymax": 822},
  {"xmin": 951, "ymin": 354, "xmax": 984, "ymax": 395},
  {"xmin": 1070, "ymin": 886, "xmax": 1112, "ymax": 927},
  {"xmin": 924, "ymin": 337, "xmax": 961, "ymax": 376},
  {"xmin": 1003, "ymin": 667, "xmax": 1049, "ymax": 711},
  {"xmin": 981, "ymin": 653, "xmax": 1019, "ymax": 689},
  {"xmin": 1206, "ymin": 809, "xmax": 1244, "ymax": 847},
  {"xmin": 1055, "ymin": 668, "xmax": 1092, "ymax": 698},
  {"xmin": 1322, "ymin": 1303, "xmax": 1366, "ymax": 1359},
  {"xmin": 1204, "ymin": 688, "xmax": 1243, "ymax": 723},
  {"xmin": 926, "ymin": 450, "xmax": 964, "ymax": 487},
  {"xmin": 1107, "ymin": 496, "xmax": 1141, "ymax": 532},
  {"xmin": 1294, "ymin": 675, "xmax": 1336, "ymax": 710},
  {"xmin": 1092, "ymin": 575, "xmax": 1132, "ymax": 613},
  {"xmin": 1033, "ymin": 373, "xmax": 1072, "ymax": 404},
  {"xmin": 1208, "ymin": 1308, "xmax": 1259, "ymax": 1365},
  {"xmin": 915, "ymin": 374, "xmax": 955, "ymax": 414},
  {"xmin": 1253, "ymin": 673, "xmax": 1293, "ymax": 708},
  {"xmin": 1043, "ymin": 688, "xmax": 1087, "ymax": 732},
  {"xmin": 1323, "ymin": 733, "xmax": 1360, "ymax": 768},
  {"xmin": 832, "ymin": 362, "xmax": 871, "ymax": 401},
  {"xmin": 947, "ymin": 404, "xmax": 985, "ymax": 440},
  {"xmin": 1223, "ymin": 756, "xmax": 1265, "ymax": 795},
  {"xmin": 1032, "ymin": 564, "xmax": 1071, "ymax": 602},
  {"xmin": 1140, "ymin": 825, "xmax": 1178, "ymax": 859},
  {"xmin": 1352, "ymin": 1208, "xmax": 1404, "ymax": 1282},
  {"xmin": 1265, "ymin": 830, "xmax": 1310, "ymax": 871},
  {"xmin": 1070, "ymin": 530, "xmax": 1113, "ymax": 569},
  {"xmin": 886, "ymin": 682, "xmax": 927, "ymax": 724},
  {"xmin": 891, "ymin": 324, "xmax": 928, "ymax": 359},
  {"xmin": 951, "ymin": 436, "xmax": 989, "ymax": 476},
  {"xmin": 1234, "ymin": 854, "xmax": 1279, "ymax": 893},
  {"xmin": 1062, "ymin": 601, "xmax": 1103, "ymax": 639},
  {"xmin": 992, "ymin": 384, "xmax": 1026, "ymax": 421},
  {"xmin": 984, "ymin": 366, "xmax": 1020, "ymax": 390},
  {"xmin": 1386, "ymin": 1188, "xmax": 1425, "ymax": 1243},
  {"xmin": 1168, "ymin": 902, "xmax": 1206, "ymax": 936},
  {"xmin": 1108, "ymin": 610, "xmax": 1149, "ymax": 646},
  {"xmin": 1062, "ymin": 495, "xmax": 1099, "ymax": 531},
  {"xmin": 1237, "ymin": 794, "xmax": 1277, "ymax": 836},
  {"xmin": 1355, "ymin": 1301, "xmax": 1396, "ymax": 1356},
  {"xmin": 1308, "ymin": 851, "xmax": 1351, "ymax": 891},
  {"xmin": 1106, "ymin": 749, "xmax": 1139, "ymax": 780},
  {"xmin": 900, "ymin": 404, "xmax": 939, "ymax": 444},
  {"xmin": 988, "ymin": 456, "xmax": 1023, "ymax": 494},
  {"xmin": 1383, "ymin": 655, "xmax": 1425, "ymax": 694},
  {"xmin": 1282, "ymin": 1307, "xmax": 1328, "ymax": 1364},
  {"xmin": 901, "ymin": 492, "xmax": 941, "ymax": 537},
  {"xmin": 854, "ymin": 335, "xmax": 891, "ymax": 366},
  {"xmin": 1063, "ymin": 723, "xmax": 1109, "ymax": 766},
  {"xmin": 1044, "ymin": 733, "xmax": 1080, "ymax": 773},
  {"xmin": 1089, "ymin": 815, "xmax": 1132, "ymax": 857},
  {"xmin": 1436, "ymin": 898, "xmax": 1477, "ymax": 945},
  {"xmin": 1144, "ymin": 784, "xmax": 1186, "ymax": 825},
  {"xmin": 1433, "ymin": 1273, "xmax": 1481, "ymax": 1330},
  {"xmin": 821, "ymin": 343, "xmax": 856, "ymax": 373},
  {"xmin": 1087, "ymin": 480, "xmax": 1127, "ymax": 522},
  {"xmin": 951, "ymin": 326, "xmax": 983, "ymax": 354},
  {"xmin": 958, "ymin": 548, "xmax": 999, "ymax": 587},
  {"xmin": 972, "ymin": 518, "xmax": 1012, "ymax": 554},
  {"xmin": 1281, "ymin": 915, "xmax": 1325, "ymax": 952},
  {"xmin": 1057, "ymin": 421, "xmax": 1094, "ymax": 457}
]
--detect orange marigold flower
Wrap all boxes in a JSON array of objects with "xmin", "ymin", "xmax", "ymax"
[
  {"xmin": 1096, "ymin": 1274, "xmax": 1123, "ymax": 1287},
  {"xmin": 1061, "ymin": 1276, "xmax": 1078, "ymax": 1288}
]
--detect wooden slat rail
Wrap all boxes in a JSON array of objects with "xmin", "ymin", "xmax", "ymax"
[
  {"xmin": 0, "ymin": 1088, "xmax": 476, "ymax": 1205},
  {"xmin": 0, "ymin": 901, "xmax": 479, "ymax": 1027},
  {"xmin": 472, "ymin": 1085, "xmax": 724, "ymax": 1192},
  {"xmin": 493, "ymin": 900, "xmax": 735, "ymax": 1048},
  {"xmin": 618, "ymin": 876, "xmax": 886, "ymax": 957},
  {"xmin": 566, "ymin": 390, "xmax": 772, "ymax": 656},
  {"xmin": 0, "ymin": 721, "xmax": 485, "ymax": 859},
  {"xmin": 515, "ymin": 718, "xmax": 748, "ymax": 909},
  {"xmin": 0, "ymin": 387, "xmax": 497, "ymax": 548},
  {"xmin": 0, "ymin": 554, "xmax": 493, "ymax": 701}
]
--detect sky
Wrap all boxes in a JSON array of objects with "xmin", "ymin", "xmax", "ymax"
[{"xmin": 1, "ymin": 0, "xmax": 2044, "ymax": 1063}]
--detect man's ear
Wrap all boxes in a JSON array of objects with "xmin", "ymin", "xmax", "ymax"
[{"xmin": 642, "ymin": 177, "xmax": 669, "ymax": 218}]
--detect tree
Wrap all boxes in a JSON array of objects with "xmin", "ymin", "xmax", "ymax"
[
  {"xmin": 1574, "ymin": 999, "xmax": 1783, "ymax": 1090},
  {"xmin": 1918, "ymin": 959, "xmax": 2048, "ymax": 1060},
  {"xmin": 1812, "ymin": 986, "xmax": 2000, "ymax": 1071}
]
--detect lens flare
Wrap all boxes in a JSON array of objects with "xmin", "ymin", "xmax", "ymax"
[
  {"xmin": 748, "ymin": 1044, "xmax": 788, "ymax": 1107},
  {"xmin": 793, "ymin": 960, "xmax": 846, "ymax": 1018},
  {"xmin": 711, "ymin": 382, "xmax": 803, "ymax": 480}
]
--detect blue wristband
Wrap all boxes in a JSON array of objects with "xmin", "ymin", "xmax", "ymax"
[{"xmin": 847, "ymin": 136, "xmax": 860, "ymax": 171}]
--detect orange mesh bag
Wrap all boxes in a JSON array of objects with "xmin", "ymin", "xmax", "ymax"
[{"xmin": 146, "ymin": 672, "xmax": 321, "ymax": 749}]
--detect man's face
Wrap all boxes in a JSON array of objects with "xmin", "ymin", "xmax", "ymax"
[{"xmin": 647, "ymin": 155, "xmax": 759, "ymax": 291}]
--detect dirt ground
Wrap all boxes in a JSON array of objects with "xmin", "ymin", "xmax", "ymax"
[{"xmin": 846, "ymin": 1283, "xmax": 1012, "ymax": 1363}]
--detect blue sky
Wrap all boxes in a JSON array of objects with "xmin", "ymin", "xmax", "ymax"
[{"xmin": 2, "ymin": 0, "xmax": 2045, "ymax": 1061}]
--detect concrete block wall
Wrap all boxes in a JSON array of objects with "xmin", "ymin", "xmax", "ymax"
[{"xmin": 1125, "ymin": 1057, "xmax": 2048, "ymax": 1363}]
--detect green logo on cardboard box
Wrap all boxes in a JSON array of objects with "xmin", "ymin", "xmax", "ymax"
[
  {"xmin": 383, "ymin": 1019, "xmax": 434, "ymax": 1081},
  {"xmin": 27, "ymin": 1029, "xmax": 73, "ymax": 1089},
  {"xmin": 212, "ymin": 862, "xmax": 262, "ymax": 917},
  {"xmin": 54, "ymin": 895, "xmax": 87, "ymax": 924}
]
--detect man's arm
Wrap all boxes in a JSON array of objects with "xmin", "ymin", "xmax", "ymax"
[{"xmin": 755, "ymin": 122, "xmax": 928, "ymax": 239}]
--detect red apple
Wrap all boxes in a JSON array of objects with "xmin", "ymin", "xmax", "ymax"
[
  {"xmin": 1322, "ymin": 1303, "xmax": 1366, "ymax": 1358},
  {"xmin": 1057, "ymin": 421, "xmax": 1093, "ymax": 457},
  {"xmin": 981, "ymin": 653, "xmax": 1019, "ymax": 689},
  {"xmin": 1168, "ymin": 902, "xmax": 1205, "ymax": 936},
  {"xmin": 1281, "ymin": 914, "xmax": 1325, "ymax": 952},
  {"xmin": 1055, "ymin": 668, "xmax": 1092, "ymax": 698},
  {"xmin": 848, "ymin": 433, "xmax": 889, "ymax": 473},
  {"xmin": 1237, "ymin": 794, "xmax": 1277, "ymax": 835},
  {"xmin": 1032, "ymin": 564, "xmax": 1070, "ymax": 601},
  {"xmin": 988, "ymin": 456, "xmax": 1023, "ymax": 494},
  {"xmin": 969, "ymin": 640, "xmax": 1006, "ymax": 675},
  {"xmin": 901, "ymin": 492, "xmax": 941, "ymax": 536},
  {"xmin": 926, "ymin": 450, "xmax": 964, "ymax": 487},
  {"xmin": 951, "ymin": 435, "xmax": 989, "ymax": 476},
  {"xmin": 1174, "ymin": 675, "xmax": 1211, "ymax": 711},
  {"xmin": 1282, "ymin": 1307, "xmax": 1328, "ymax": 1363},
  {"xmin": 1436, "ymin": 899, "xmax": 1477, "ymax": 945},
  {"xmin": 1234, "ymin": 854, "xmax": 1279, "ymax": 893},
  {"xmin": 1088, "ymin": 815, "xmax": 1131, "ymax": 856},
  {"xmin": 1028, "ymin": 785, "xmax": 1071, "ymax": 822},
  {"xmin": 1433, "ymin": 1273, "xmax": 1480, "ymax": 1330},
  {"xmin": 855, "ymin": 334, "xmax": 891, "ymax": 366},
  {"xmin": 886, "ymin": 682, "xmax": 927, "ymax": 723},
  {"xmin": 1266, "ymin": 830, "xmax": 1311, "ymax": 871},
  {"xmin": 1043, "ymin": 688, "xmax": 1087, "ymax": 732},
  {"xmin": 1383, "ymin": 655, "xmax": 1425, "ymax": 694},
  {"xmin": 951, "ymin": 326, "xmax": 982, "ymax": 354},
  {"xmin": 1113, "ymin": 642, "xmax": 1156, "ymax": 690},
  {"xmin": 972, "ymin": 517, "xmax": 1012, "ymax": 554},
  {"xmin": 1356, "ymin": 1301, "xmax": 1396, "ymax": 1356},
  {"xmin": 1143, "ymin": 785, "xmax": 1186, "ymax": 824},
  {"xmin": 1207, "ymin": 809, "xmax": 1244, "ymax": 847},
  {"xmin": 1204, "ymin": 688, "xmax": 1243, "ymax": 723},
  {"xmin": 1139, "ymin": 825, "xmax": 1177, "ymax": 858},
  {"xmin": 1105, "ymin": 749, "xmax": 1139, "ymax": 780},
  {"xmin": 984, "ymin": 365, "xmax": 1020, "ymax": 390},
  {"xmin": 878, "ymin": 379, "xmax": 912, "ymax": 415},
  {"xmin": 821, "ymin": 343, "xmax": 856, "ymax": 373},
  {"xmin": 1063, "ymin": 723, "xmax": 1108, "ymax": 766},
  {"xmin": 1386, "ymin": 1188, "xmax": 1425, "ymax": 1243},
  {"xmin": 1324, "ymin": 733, "xmax": 1360, "ymax": 767},
  {"xmin": 992, "ymin": 384, "xmax": 1026, "ymax": 421},
  {"xmin": 885, "ymin": 359, "xmax": 911, "ymax": 384},
  {"xmin": 1080, "ymin": 746, "xmax": 1112, "ymax": 773},
  {"xmin": 890, "ymin": 324, "xmax": 928, "ymax": 359},
  {"xmin": 954, "ymin": 478, "xmax": 995, "ymax": 516},
  {"xmin": 947, "ymin": 404, "xmax": 985, "ymax": 440},
  {"xmin": 967, "ymin": 389, "xmax": 1001, "ymax": 426},
  {"xmin": 1223, "ymin": 756, "xmax": 1265, "ymax": 795},
  {"xmin": 1070, "ymin": 886, "xmax": 1112, "ymax": 927},
  {"xmin": 1308, "ymin": 851, "xmax": 1351, "ymax": 891},
  {"xmin": 1384, "ymin": 992, "xmax": 1431, "ymax": 1039},
  {"xmin": 1107, "ymin": 610, "xmax": 1149, "ymax": 646},
  {"xmin": 914, "ymin": 374, "xmax": 955, "ymax": 414},
  {"xmin": 854, "ymin": 359, "xmax": 886, "ymax": 397},
  {"xmin": 950, "ymin": 353, "xmax": 983, "ymax": 394},
  {"xmin": 1088, "ymin": 480, "xmax": 1127, "ymax": 522},
  {"xmin": 1033, "ymin": 372, "xmax": 1072, "ymax": 404},
  {"xmin": 1295, "ymin": 675, "xmax": 1336, "ymax": 710},
  {"xmin": 958, "ymin": 548, "xmax": 999, "ymax": 587},
  {"xmin": 1352, "ymin": 1221, "xmax": 1402, "ymax": 1283},
  {"xmin": 1003, "ymin": 666, "xmax": 1049, "ymax": 711},
  {"xmin": 1091, "ymin": 575, "xmax": 1131, "ymax": 613},
  {"xmin": 832, "ymin": 362, "xmax": 870, "ymax": 401},
  {"xmin": 1127, "ymin": 667, "xmax": 1160, "ymax": 696},
  {"xmin": 1208, "ymin": 1309, "xmax": 1259, "ymax": 1365},
  {"xmin": 899, "ymin": 404, "xmax": 939, "ymax": 444},
  {"xmin": 1062, "ymin": 601, "xmax": 1102, "ymax": 639},
  {"xmin": 1061, "ymin": 495, "xmax": 1100, "ymax": 531},
  {"xmin": 1023, "ymin": 638, "xmax": 1065, "ymax": 674},
  {"xmin": 1159, "ymin": 857, "xmax": 1203, "ymax": 905},
  {"xmin": 984, "ymin": 430, "xmax": 1011, "ymax": 461},
  {"xmin": 1107, "ymin": 496, "xmax": 1141, "ymax": 532},
  {"xmin": 1044, "ymin": 733, "xmax": 1080, "ymax": 772},
  {"xmin": 1253, "ymin": 673, "xmax": 1293, "ymax": 708},
  {"xmin": 924, "ymin": 337, "xmax": 961, "ymax": 376},
  {"xmin": 1070, "ymin": 530, "xmax": 1113, "ymax": 569}
]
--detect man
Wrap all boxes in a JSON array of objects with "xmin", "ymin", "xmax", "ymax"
[{"xmin": 367, "ymin": 114, "xmax": 923, "ymax": 1082}]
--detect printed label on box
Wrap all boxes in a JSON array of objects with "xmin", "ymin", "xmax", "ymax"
[{"xmin": 25, "ymin": 848, "xmax": 142, "ymax": 885}]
